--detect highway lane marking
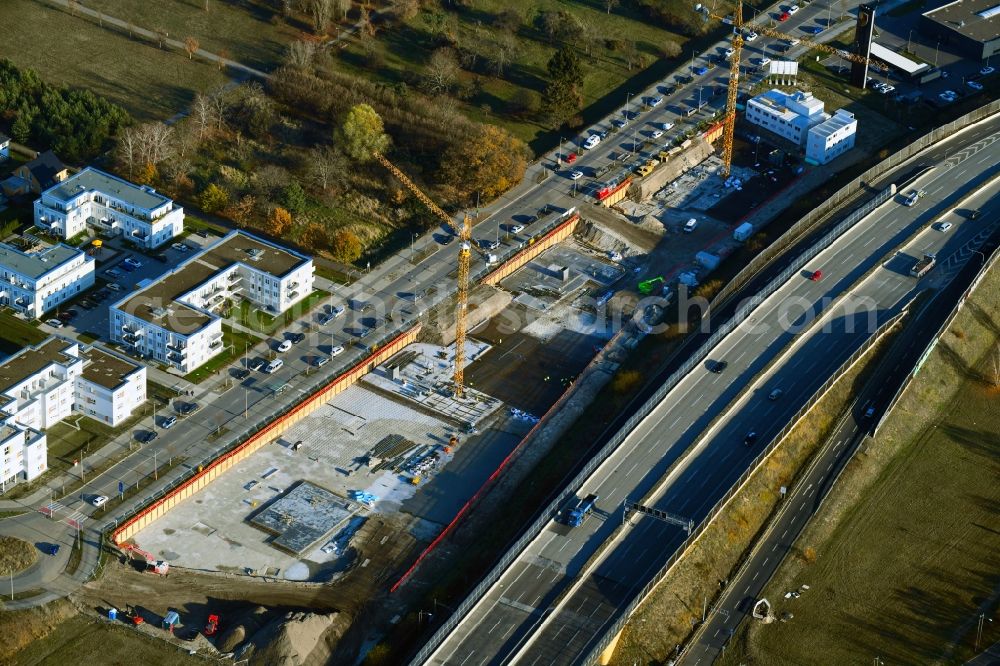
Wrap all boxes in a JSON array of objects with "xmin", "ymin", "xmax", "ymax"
[
  {"xmin": 762, "ymin": 557, "xmax": 769, "ymax": 566},
  {"xmin": 488, "ymin": 619, "xmax": 503, "ymax": 634},
  {"xmin": 772, "ymin": 543, "xmax": 779, "ymax": 552}
]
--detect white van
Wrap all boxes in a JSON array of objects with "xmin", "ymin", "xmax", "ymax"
[
  {"xmin": 683, "ymin": 218, "xmax": 698, "ymax": 233},
  {"xmin": 264, "ymin": 359, "xmax": 284, "ymax": 374}
]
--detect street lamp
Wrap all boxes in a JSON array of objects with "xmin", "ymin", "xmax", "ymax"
[{"xmin": 907, "ymin": 29, "xmax": 914, "ymax": 54}]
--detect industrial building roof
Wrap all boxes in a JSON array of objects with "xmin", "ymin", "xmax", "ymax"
[
  {"xmin": 80, "ymin": 346, "xmax": 142, "ymax": 390},
  {"xmin": 810, "ymin": 110, "xmax": 857, "ymax": 139},
  {"xmin": 870, "ymin": 43, "xmax": 929, "ymax": 75},
  {"xmin": 0, "ymin": 338, "xmax": 76, "ymax": 397},
  {"xmin": 923, "ymin": 0, "xmax": 1000, "ymax": 42},
  {"xmin": 43, "ymin": 167, "xmax": 171, "ymax": 211},
  {"xmin": 0, "ymin": 242, "xmax": 84, "ymax": 280}
]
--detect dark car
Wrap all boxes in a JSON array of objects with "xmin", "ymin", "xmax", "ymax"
[
  {"xmin": 288, "ymin": 332, "xmax": 306, "ymax": 344},
  {"xmin": 44, "ymin": 544, "xmax": 60, "ymax": 556},
  {"xmin": 178, "ymin": 402, "xmax": 200, "ymax": 416},
  {"xmin": 710, "ymin": 360, "xmax": 729, "ymax": 374},
  {"xmin": 233, "ymin": 368, "xmax": 251, "ymax": 380},
  {"xmin": 79, "ymin": 300, "xmax": 96, "ymax": 310},
  {"xmin": 249, "ymin": 358, "xmax": 267, "ymax": 372},
  {"xmin": 969, "ymin": 209, "xmax": 981, "ymax": 220},
  {"xmin": 136, "ymin": 431, "xmax": 158, "ymax": 444},
  {"xmin": 154, "ymin": 253, "xmax": 170, "ymax": 263},
  {"xmin": 744, "ymin": 431, "xmax": 759, "ymax": 446}
]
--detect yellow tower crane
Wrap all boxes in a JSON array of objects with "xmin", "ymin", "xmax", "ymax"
[
  {"xmin": 372, "ymin": 153, "xmax": 476, "ymax": 398},
  {"xmin": 699, "ymin": 3, "xmax": 887, "ymax": 177}
]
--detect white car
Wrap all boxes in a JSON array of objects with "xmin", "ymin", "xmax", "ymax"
[
  {"xmin": 683, "ymin": 218, "xmax": 698, "ymax": 233},
  {"xmin": 46, "ymin": 318, "xmax": 63, "ymax": 328},
  {"xmin": 936, "ymin": 222, "xmax": 953, "ymax": 232},
  {"xmin": 745, "ymin": 32, "xmax": 758, "ymax": 42},
  {"xmin": 583, "ymin": 135, "xmax": 601, "ymax": 150},
  {"xmin": 107, "ymin": 282, "xmax": 123, "ymax": 292},
  {"xmin": 788, "ymin": 4, "xmax": 799, "ymax": 13},
  {"xmin": 759, "ymin": 57, "xmax": 772, "ymax": 67},
  {"xmin": 967, "ymin": 80, "xmax": 983, "ymax": 91},
  {"xmin": 661, "ymin": 121, "xmax": 675, "ymax": 131},
  {"xmin": 651, "ymin": 129, "xmax": 664, "ymax": 139},
  {"xmin": 788, "ymin": 38, "xmax": 800, "ymax": 46},
  {"xmin": 277, "ymin": 340, "xmax": 292, "ymax": 353},
  {"xmin": 330, "ymin": 345, "xmax": 345, "ymax": 356},
  {"xmin": 123, "ymin": 257, "xmax": 143, "ymax": 268},
  {"xmin": 171, "ymin": 243, "xmax": 189, "ymax": 252},
  {"xmin": 91, "ymin": 495, "xmax": 109, "ymax": 508},
  {"xmin": 612, "ymin": 118, "xmax": 629, "ymax": 129},
  {"xmin": 938, "ymin": 92, "xmax": 956, "ymax": 102},
  {"xmin": 725, "ymin": 47, "xmax": 735, "ymax": 58},
  {"xmin": 510, "ymin": 223, "xmax": 525, "ymax": 234},
  {"xmin": 569, "ymin": 171, "xmax": 584, "ymax": 180},
  {"xmin": 649, "ymin": 96, "xmax": 663, "ymax": 107},
  {"xmin": 981, "ymin": 66, "xmax": 995, "ymax": 76}
]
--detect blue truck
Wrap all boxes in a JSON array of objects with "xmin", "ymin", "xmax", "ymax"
[{"xmin": 566, "ymin": 494, "xmax": 599, "ymax": 527}]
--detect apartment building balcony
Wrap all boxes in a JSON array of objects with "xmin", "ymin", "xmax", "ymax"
[
  {"xmin": 122, "ymin": 332, "xmax": 140, "ymax": 344},
  {"xmin": 131, "ymin": 229, "xmax": 148, "ymax": 240},
  {"xmin": 209, "ymin": 339, "xmax": 223, "ymax": 350},
  {"xmin": 288, "ymin": 281, "xmax": 299, "ymax": 290},
  {"xmin": 167, "ymin": 351, "xmax": 185, "ymax": 363},
  {"xmin": 166, "ymin": 342, "xmax": 186, "ymax": 354},
  {"xmin": 287, "ymin": 291, "xmax": 299, "ymax": 301}
]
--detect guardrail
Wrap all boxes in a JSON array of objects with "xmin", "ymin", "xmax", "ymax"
[
  {"xmin": 581, "ymin": 308, "xmax": 908, "ymax": 666},
  {"xmin": 411, "ymin": 185, "xmax": 895, "ymax": 664},
  {"xmin": 709, "ymin": 99, "xmax": 1000, "ymax": 314}
]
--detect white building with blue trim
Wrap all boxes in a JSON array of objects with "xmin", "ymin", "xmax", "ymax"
[{"xmin": 33, "ymin": 167, "xmax": 184, "ymax": 248}]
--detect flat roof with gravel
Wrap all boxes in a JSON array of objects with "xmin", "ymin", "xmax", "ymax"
[
  {"xmin": 0, "ymin": 338, "xmax": 75, "ymax": 396},
  {"xmin": 80, "ymin": 346, "xmax": 142, "ymax": 390},
  {"xmin": 923, "ymin": 0, "xmax": 1000, "ymax": 41},
  {"xmin": 0, "ymin": 242, "xmax": 83, "ymax": 280}
]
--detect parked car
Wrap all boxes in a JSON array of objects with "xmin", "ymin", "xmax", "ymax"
[
  {"xmin": 760, "ymin": 57, "xmax": 772, "ymax": 67},
  {"xmin": 277, "ymin": 340, "xmax": 293, "ymax": 353},
  {"xmin": 105, "ymin": 268, "xmax": 122, "ymax": 278},
  {"xmin": 136, "ymin": 430, "xmax": 158, "ymax": 443},
  {"xmin": 312, "ymin": 355, "xmax": 330, "ymax": 368},
  {"xmin": 331, "ymin": 305, "xmax": 346, "ymax": 318},
  {"xmin": 46, "ymin": 318, "xmax": 63, "ymax": 328},
  {"xmin": 779, "ymin": 11, "xmax": 790, "ymax": 20},
  {"xmin": 90, "ymin": 495, "xmax": 109, "ymax": 508},
  {"xmin": 171, "ymin": 243, "xmax": 189, "ymax": 252},
  {"xmin": 161, "ymin": 415, "xmax": 177, "ymax": 429},
  {"xmin": 967, "ymin": 80, "xmax": 983, "ymax": 91},
  {"xmin": 725, "ymin": 47, "xmax": 735, "ymax": 58},
  {"xmin": 583, "ymin": 135, "xmax": 602, "ymax": 150},
  {"xmin": 651, "ymin": 130, "xmax": 664, "ymax": 139},
  {"xmin": 804, "ymin": 25, "xmax": 823, "ymax": 34},
  {"xmin": 330, "ymin": 345, "xmax": 345, "ymax": 356},
  {"xmin": 107, "ymin": 282, "xmax": 123, "ymax": 292},
  {"xmin": 123, "ymin": 256, "xmax": 143, "ymax": 269},
  {"xmin": 648, "ymin": 96, "xmax": 663, "ymax": 107},
  {"xmin": 178, "ymin": 401, "xmax": 200, "ymax": 416},
  {"xmin": 45, "ymin": 544, "xmax": 60, "ymax": 556},
  {"xmin": 969, "ymin": 209, "xmax": 981, "ymax": 220},
  {"xmin": 233, "ymin": 368, "xmax": 251, "ymax": 380},
  {"xmin": 288, "ymin": 332, "xmax": 306, "ymax": 344},
  {"xmin": 264, "ymin": 359, "xmax": 283, "ymax": 373},
  {"xmin": 683, "ymin": 218, "xmax": 698, "ymax": 233},
  {"xmin": 788, "ymin": 3, "xmax": 799, "ymax": 12},
  {"xmin": 569, "ymin": 170, "xmax": 584, "ymax": 180},
  {"xmin": 510, "ymin": 223, "xmax": 525, "ymax": 234},
  {"xmin": 745, "ymin": 31, "xmax": 758, "ymax": 42},
  {"xmin": 79, "ymin": 299, "xmax": 95, "ymax": 310},
  {"xmin": 692, "ymin": 65, "xmax": 709, "ymax": 76},
  {"xmin": 154, "ymin": 253, "xmax": 169, "ymax": 263},
  {"xmin": 981, "ymin": 66, "xmax": 995, "ymax": 76}
]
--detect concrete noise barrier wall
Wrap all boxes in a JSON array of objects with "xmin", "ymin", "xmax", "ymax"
[
  {"xmin": 111, "ymin": 325, "xmax": 421, "ymax": 545},
  {"xmin": 481, "ymin": 213, "xmax": 581, "ymax": 286}
]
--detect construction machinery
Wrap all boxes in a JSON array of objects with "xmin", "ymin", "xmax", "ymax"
[
  {"xmin": 372, "ymin": 154, "xmax": 490, "ymax": 398},
  {"xmin": 696, "ymin": 2, "xmax": 888, "ymax": 178},
  {"xmin": 204, "ymin": 614, "xmax": 220, "ymax": 637},
  {"xmin": 122, "ymin": 543, "xmax": 169, "ymax": 575},
  {"xmin": 638, "ymin": 276, "xmax": 665, "ymax": 295}
]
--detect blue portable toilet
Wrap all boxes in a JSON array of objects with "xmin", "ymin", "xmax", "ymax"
[
  {"xmin": 162, "ymin": 610, "xmax": 180, "ymax": 632},
  {"xmin": 108, "ymin": 608, "xmax": 118, "ymax": 621}
]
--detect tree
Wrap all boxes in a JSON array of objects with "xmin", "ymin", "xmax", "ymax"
[
  {"xmin": 330, "ymin": 229, "xmax": 363, "ymax": 263},
  {"xmin": 390, "ymin": 0, "xmax": 419, "ymax": 21},
  {"xmin": 438, "ymin": 124, "xmax": 528, "ymax": 201},
  {"xmin": 493, "ymin": 8, "xmax": 522, "ymax": 33},
  {"xmin": 423, "ymin": 48, "xmax": 459, "ymax": 94},
  {"xmin": 10, "ymin": 114, "xmax": 30, "ymax": 143},
  {"xmin": 300, "ymin": 222, "xmax": 329, "ymax": 251},
  {"xmin": 661, "ymin": 39, "xmax": 682, "ymax": 59},
  {"xmin": 333, "ymin": 0, "xmax": 351, "ymax": 20},
  {"xmin": 611, "ymin": 369, "xmax": 641, "ymax": 394},
  {"xmin": 191, "ymin": 93, "xmax": 216, "ymax": 141},
  {"xmin": 199, "ymin": 183, "xmax": 230, "ymax": 213},
  {"xmin": 184, "ymin": 36, "xmax": 200, "ymax": 59},
  {"xmin": 227, "ymin": 194, "xmax": 257, "ymax": 227},
  {"xmin": 542, "ymin": 46, "xmax": 584, "ymax": 124},
  {"xmin": 135, "ymin": 162, "xmax": 158, "ymax": 186},
  {"xmin": 337, "ymin": 103, "xmax": 390, "ymax": 162},
  {"xmin": 307, "ymin": 146, "xmax": 345, "ymax": 191},
  {"xmin": 286, "ymin": 40, "xmax": 317, "ymax": 68},
  {"xmin": 309, "ymin": 0, "xmax": 333, "ymax": 34},
  {"xmin": 265, "ymin": 206, "xmax": 293, "ymax": 236},
  {"xmin": 605, "ymin": 0, "xmax": 619, "ymax": 14},
  {"xmin": 489, "ymin": 33, "xmax": 515, "ymax": 77},
  {"xmin": 282, "ymin": 181, "xmax": 307, "ymax": 214}
]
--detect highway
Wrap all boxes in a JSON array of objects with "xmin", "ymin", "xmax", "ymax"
[
  {"xmin": 679, "ymin": 180, "xmax": 1000, "ymax": 665},
  {"xmin": 423, "ymin": 118, "xmax": 1000, "ymax": 665}
]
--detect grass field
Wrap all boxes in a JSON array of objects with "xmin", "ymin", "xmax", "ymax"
[
  {"xmin": 336, "ymin": 0, "xmax": 688, "ymax": 146},
  {"xmin": 0, "ymin": 309, "xmax": 47, "ymax": 354},
  {"xmin": 82, "ymin": 0, "xmax": 295, "ymax": 73},
  {"xmin": 720, "ymin": 266, "xmax": 1000, "ymax": 665},
  {"xmin": 0, "ymin": 0, "xmax": 228, "ymax": 121}
]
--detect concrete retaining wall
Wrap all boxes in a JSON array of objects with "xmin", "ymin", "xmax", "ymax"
[
  {"xmin": 111, "ymin": 325, "xmax": 421, "ymax": 545},
  {"xmin": 481, "ymin": 213, "xmax": 581, "ymax": 285}
]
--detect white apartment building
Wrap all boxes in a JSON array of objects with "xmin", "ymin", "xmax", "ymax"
[
  {"xmin": 0, "ymin": 338, "xmax": 146, "ymax": 485},
  {"xmin": 806, "ymin": 110, "xmax": 858, "ymax": 165},
  {"xmin": 0, "ymin": 241, "xmax": 95, "ymax": 319},
  {"xmin": 34, "ymin": 167, "xmax": 184, "ymax": 249},
  {"xmin": 110, "ymin": 231, "xmax": 315, "ymax": 373},
  {"xmin": 745, "ymin": 89, "xmax": 829, "ymax": 146}
]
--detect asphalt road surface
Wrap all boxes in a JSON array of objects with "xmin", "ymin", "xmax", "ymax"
[
  {"xmin": 424, "ymin": 120, "xmax": 1000, "ymax": 665},
  {"xmin": 679, "ymin": 187, "xmax": 1000, "ymax": 665}
]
